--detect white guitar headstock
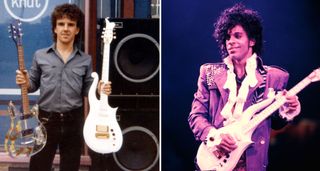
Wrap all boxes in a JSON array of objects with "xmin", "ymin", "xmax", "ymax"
[
  {"xmin": 102, "ymin": 18, "xmax": 115, "ymax": 44},
  {"xmin": 308, "ymin": 67, "xmax": 320, "ymax": 82}
]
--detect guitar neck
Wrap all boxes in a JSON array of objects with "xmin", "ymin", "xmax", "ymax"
[
  {"xmin": 100, "ymin": 42, "xmax": 111, "ymax": 105},
  {"xmin": 99, "ymin": 18, "xmax": 116, "ymax": 108},
  {"xmin": 17, "ymin": 45, "xmax": 30, "ymax": 114},
  {"xmin": 101, "ymin": 43, "xmax": 110, "ymax": 81},
  {"xmin": 245, "ymin": 76, "xmax": 312, "ymax": 132}
]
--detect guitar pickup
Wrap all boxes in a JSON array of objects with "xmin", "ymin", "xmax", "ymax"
[
  {"xmin": 21, "ymin": 128, "xmax": 34, "ymax": 137},
  {"xmin": 95, "ymin": 125, "xmax": 109, "ymax": 139},
  {"xmin": 95, "ymin": 133, "xmax": 109, "ymax": 139}
]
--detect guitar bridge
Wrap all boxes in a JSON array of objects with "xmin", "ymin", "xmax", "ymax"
[{"xmin": 95, "ymin": 125, "xmax": 109, "ymax": 139}]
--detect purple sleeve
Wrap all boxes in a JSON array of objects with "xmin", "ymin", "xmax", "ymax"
[{"xmin": 188, "ymin": 65, "xmax": 215, "ymax": 141}]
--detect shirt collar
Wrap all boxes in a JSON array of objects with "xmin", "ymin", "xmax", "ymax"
[{"xmin": 46, "ymin": 43, "xmax": 81, "ymax": 56}]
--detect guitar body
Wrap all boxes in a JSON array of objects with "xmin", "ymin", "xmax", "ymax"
[
  {"xmin": 83, "ymin": 72, "xmax": 123, "ymax": 153},
  {"xmin": 196, "ymin": 122, "xmax": 254, "ymax": 171},
  {"xmin": 5, "ymin": 101, "xmax": 47, "ymax": 157},
  {"xmin": 196, "ymin": 93, "xmax": 277, "ymax": 171}
]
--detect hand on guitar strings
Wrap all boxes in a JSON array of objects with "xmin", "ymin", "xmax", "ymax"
[
  {"xmin": 216, "ymin": 133, "xmax": 238, "ymax": 153},
  {"xmin": 281, "ymin": 90, "xmax": 300, "ymax": 114},
  {"xmin": 16, "ymin": 70, "xmax": 30, "ymax": 88},
  {"xmin": 98, "ymin": 81, "xmax": 112, "ymax": 95}
]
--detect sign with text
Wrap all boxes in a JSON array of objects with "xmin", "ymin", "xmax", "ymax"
[{"xmin": 4, "ymin": 0, "xmax": 49, "ymax": 22}]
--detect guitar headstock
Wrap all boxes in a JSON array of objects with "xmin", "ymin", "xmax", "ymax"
[
  {"xmin": 8, "ymin": 19, "xmax": 23, "ymax": 46},
  {"xmin": 308, "ymin": 67, "xmax": 320, "ymax": 82},
  {"xmin": 102, "ymin": 18, "xmax": 116, "ymax": 44}
]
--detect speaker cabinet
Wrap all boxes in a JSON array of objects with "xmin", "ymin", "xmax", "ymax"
[
  {"xmin": 95, "ymin": 18, "xmax": 159, "ymax": 171},
  {"xmin": 97, "ymin": 18, "xmax": 159, "ymax": 95}
]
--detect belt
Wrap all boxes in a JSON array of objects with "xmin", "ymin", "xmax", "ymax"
[{"xmin": 39, "ymin": 107, "xmax": 83, "ymax": 123}]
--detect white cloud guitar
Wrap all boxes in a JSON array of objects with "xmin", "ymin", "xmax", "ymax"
[{"xmin": 83, "ymin": 18, "xmax": 123, "ymax": 154}]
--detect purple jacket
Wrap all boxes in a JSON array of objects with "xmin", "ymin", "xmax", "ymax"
[{"xmin": 188, "ymin": 61, "xmax": 289, "ymax": 171}]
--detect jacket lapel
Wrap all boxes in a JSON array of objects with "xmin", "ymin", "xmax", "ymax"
[
  {"xmin": 248, "ymin": 70, "xmax": 264, "ymax": 98},
  {"xmin": 214, "ymin": 70, "xmax": 229, "ymax": 105},
  {"xmin": 214, "ymin": 69, "xmax": 264, "ymax": 104}
]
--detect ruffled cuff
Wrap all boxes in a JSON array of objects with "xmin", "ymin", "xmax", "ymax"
[{"xmin": 279, "ymin": 100, "xmax": 301, "ymax": 121}]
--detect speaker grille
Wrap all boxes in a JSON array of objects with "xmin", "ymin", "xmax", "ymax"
[
  {"xmin": 97, "ymin": 18, "xmax": 159, "ymax": 95},
  {"xmin": 114, "ymin": 33, "xmax": 159, "ymax": 83},
  {"xmin": 113, "ymin": 126, "xmax": 159, "ymax": 171}
]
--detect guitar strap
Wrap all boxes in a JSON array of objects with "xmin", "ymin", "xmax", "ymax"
[{"xmin": 252, "ymin": 62, "xmax": 268, "ymax": 105}]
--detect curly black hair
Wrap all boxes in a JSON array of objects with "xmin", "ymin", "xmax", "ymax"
[
  {"xmin": 213, "ymin": 3, "xmax": 263, "ymax": 58},
  {"xmin": 51, "ymin": 3, "xmax": 84, "ymax": 44}
]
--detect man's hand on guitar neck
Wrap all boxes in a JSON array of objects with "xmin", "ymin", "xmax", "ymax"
[
  {"xmin": 16, "ymin": 70, "xmax": 30, "ymax": 89},
  {"xmin": 279, "ymin": 90, "xmax": 301, "ymax": 121},
  {"xmin": 97, "ymin": 80, "xmax": 112, "ymax": 95}
]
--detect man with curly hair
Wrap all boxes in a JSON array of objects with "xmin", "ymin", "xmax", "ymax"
[
  {"xmin": 16, "ymin": 3, "xmax": 111, "ymax": 171},
  {"xmin": 188, "ymin": 3, "xmax": 301, "ymax": 171}
]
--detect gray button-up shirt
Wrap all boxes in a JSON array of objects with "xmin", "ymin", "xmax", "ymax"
[{"xmin": 28, "ymin": 44, "xmax": 93, "ymax": 113}]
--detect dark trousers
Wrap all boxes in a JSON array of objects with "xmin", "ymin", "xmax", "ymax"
[
  {"xmin": 29, "ymin": 108, "xmax": 84, "ymax": 171},
  {"xmin": 88, "ymin": 149, "xmax": 112, "ymax": 171}
]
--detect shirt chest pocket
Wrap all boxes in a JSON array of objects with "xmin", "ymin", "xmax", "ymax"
[
  {"xmin": 69, "ymin": 67, "xmax": 86, "ymax": 93},
  {"xmin": 41, "ymin": 65, "xmax": 57, "ymax": 84},
  {"xmin": 72, "ymin": 67, "xmax": 86, "ymax": 77}
]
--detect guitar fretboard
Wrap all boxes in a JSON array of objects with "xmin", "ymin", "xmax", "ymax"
[{"xmin": 18, "ymin": 45, "xmax": 30, "ymax": 114}]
